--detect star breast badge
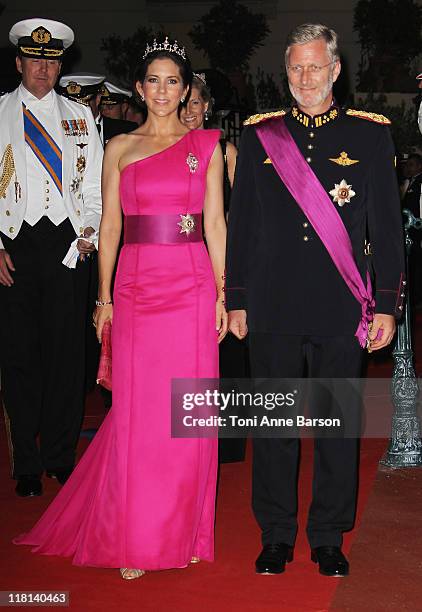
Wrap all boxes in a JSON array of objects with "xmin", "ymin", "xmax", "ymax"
[
  {"xmin": 329, "ymin": 179, "xmax": 356, "ymax": 206},
  {"xmin": 178, "ymin": 213, "xmax": 196, "ymax": 235}
]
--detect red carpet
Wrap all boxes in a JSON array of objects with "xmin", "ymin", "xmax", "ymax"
[
  {"xmin": 0, "ymin": 405, "xmax": 383, "ymax": 612},
  {"xmin": 331, "ymin": 466, "xmax": 422, "ymax": 611},
  {"xmin": 1, "ymin": 313, "xmax": 421, "ymax": 611}
]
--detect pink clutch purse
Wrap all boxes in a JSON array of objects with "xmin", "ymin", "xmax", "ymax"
[{"xmin": 96, "ymin": 320, "xmax": 112, "ymax": 390}]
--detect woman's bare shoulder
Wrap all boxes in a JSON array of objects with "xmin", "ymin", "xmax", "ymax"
[{"xmin": 103, "ymin": 130, "xmax": 145, "ymax": 164}]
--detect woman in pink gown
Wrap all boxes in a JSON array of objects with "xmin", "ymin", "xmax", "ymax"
[{"xmin": 14, "ymin": 39, "xmax": 227, "ymax": 579}]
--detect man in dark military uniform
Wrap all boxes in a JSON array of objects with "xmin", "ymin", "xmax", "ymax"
[
  {"xmin": 226, "ymin": 23, "xmax": 405, "ymax": 577},
  {"xmin": 58, "ymin": 75, "xmax": 137, "ymax": 147},
  {"xmin": 97, "ymin": 82, "xmax": 137, "ymax": 145}
]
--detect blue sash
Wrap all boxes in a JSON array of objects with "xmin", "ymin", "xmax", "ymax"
[{"xmin": 22, "ymin": 102, "xmax": 62, "ymax": 195}]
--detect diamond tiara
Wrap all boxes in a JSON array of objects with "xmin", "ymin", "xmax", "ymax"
[
  {"xmin": 142, "ymin": 37, "xmax": 186, "ymax": 61},
  {"xmin": 193, "ymin": 72, "xmax": 207, "ymax": 85}
]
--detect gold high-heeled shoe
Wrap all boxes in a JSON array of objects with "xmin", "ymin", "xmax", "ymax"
[
  {"xmin": 120, "ymin": 568, "xmax": 145, "ymax": 580},
  {"xmin": 190, "ymin": 557, "xmax": 201, "ymax": 564}
]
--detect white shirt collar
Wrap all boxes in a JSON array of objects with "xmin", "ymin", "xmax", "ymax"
[{"xmin": 19, "ymin": 83, "xmax": 56, "ymax": 111}]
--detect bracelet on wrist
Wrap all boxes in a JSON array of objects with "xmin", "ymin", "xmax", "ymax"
[{"xmin": 96, "ymin": 299, "xmax": 113, "ymax": 307}]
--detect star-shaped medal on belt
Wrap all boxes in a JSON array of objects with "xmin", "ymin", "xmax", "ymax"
[
  {"xmin": 178, "ymin": 213, "xmax": 196, "ymax": 235},
  {"xmin": 329, "ymin": 179, "xmax": 356, "ymax": 207}
]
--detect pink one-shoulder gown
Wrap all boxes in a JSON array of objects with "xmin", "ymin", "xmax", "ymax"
[{"xmin": 14, "ymin": 129, "xmax": 220, "ymax": 570}]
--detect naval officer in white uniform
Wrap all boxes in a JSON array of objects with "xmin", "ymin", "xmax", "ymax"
[{"xmin": 0, "ymin": 18, "xmax": 103, "ymax": 496}]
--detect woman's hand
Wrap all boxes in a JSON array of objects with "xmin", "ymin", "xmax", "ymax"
[
  {"xmin": 216, "ymin": 296, "xmax": 228, "ymax": 343},
  {"xmin": 93, "ymin": 304, "xmax": 113, "ymax": 342}
]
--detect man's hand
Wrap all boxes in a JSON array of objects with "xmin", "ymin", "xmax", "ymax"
[
  {"xmin": 77, "ymin": 226, "xmax": 96, "ymax": 260},
  {"xmin": 228, "ymin": 309, "xmax": 248, "ymax": 340},
  {"xmin": 0, "ymin": 249, "xmax": 15, "ymax": 286},
  {"xmin": 368, "ymin": 313, "xmax": 396, "ymax": 351}
]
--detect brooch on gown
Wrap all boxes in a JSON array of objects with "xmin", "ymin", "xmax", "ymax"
[
  {"xmin": 178, "ymin": 213, "xmax": 196, "ymax": 235},
  {"xmin": 186, "ymin": 152, "xmax": 198, "ymax": 173}
]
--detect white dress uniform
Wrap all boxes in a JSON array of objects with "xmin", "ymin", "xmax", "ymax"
[{"xmin": 0, "ymin": 18, "xmax": 103, "ymax": 494}]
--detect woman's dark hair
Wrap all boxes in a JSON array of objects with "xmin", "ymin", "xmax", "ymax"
[{"xmin": 134, "ymin": 49, "xmax": 193, "ymax": 91}]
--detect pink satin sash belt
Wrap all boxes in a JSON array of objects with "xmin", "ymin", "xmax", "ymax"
[{"xmin": 124, "ymin": 213, "xmax": 203, "ymax": 244}]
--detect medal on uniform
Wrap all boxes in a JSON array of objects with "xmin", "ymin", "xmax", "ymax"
[
  {"xmin": 70, "ymin": 177, "xmax": 80, "ymax": 193},
  {"xmin": 62, "ymin": 118, "xmax": 88, "ymax": 137},
  {"xmin": 61, "ymin": 119, "xmax": 71, "ymax": 136},
  {"xmin": 329, "ymin": 179, "xmax": 356, "ymax": 207},
  {"xmin": 77, "ymin": 118, "xmax": 88, "ymax": 136},
  {"xmin": 76, "ymin": 155, "xmax": 86, "ymax": 173}
]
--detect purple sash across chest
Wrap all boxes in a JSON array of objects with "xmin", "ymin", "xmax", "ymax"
[{"xmin": 255, "ymin": 116, "xmax": 373, "ymax": 348}]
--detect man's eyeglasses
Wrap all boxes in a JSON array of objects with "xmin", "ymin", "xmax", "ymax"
[{"xmin": 287, "ymin": 61, "xmax": 335, "ymax": 75}]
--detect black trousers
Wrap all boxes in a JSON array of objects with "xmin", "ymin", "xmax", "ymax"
[
  {"xmin": 0, "ymin": 218, "xmax": 90, "ymax": 477},
  {"xmin": 249, "ymin": 333, "xmax": 363, "ymax": 548},
  {"xmin": 218, "ymin": 333, "xmax": 249, "ymax": 463}
]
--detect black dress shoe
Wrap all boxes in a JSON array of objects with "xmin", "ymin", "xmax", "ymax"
[
  {"xmin": 255, "ymin": 543, "xmax": 294, "ymax": 574},
  {"xmin": 15, "ymin": 475, "xmax": 42, "ymax": 497},
  {"xmin": 46, "ymin": 467, "xmax": 73, "ymax": 485},
  {"xmin": 311, "ymin": 546, "xmax": 349, "ymax": 577}
]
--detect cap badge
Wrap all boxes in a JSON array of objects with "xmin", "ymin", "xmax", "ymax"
[
  {"xmin": 67, "ymin": 82, "xmax": 81, "ymax": 95},
  {"xmin": 31, "ymin": 27, "xmax": 51, "ymax": 44}
]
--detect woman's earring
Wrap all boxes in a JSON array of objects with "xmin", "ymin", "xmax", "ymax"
[
  {"xmin": 181, "ymin": 96, "xmax": 185, "ymax": 103},
  {"xmin": 204, "ymin": 111, "xmax": 209, "ymax": 121},
  {"xmin": 140, "ymin": 93, "xmax": 145, "ymax": 102}
]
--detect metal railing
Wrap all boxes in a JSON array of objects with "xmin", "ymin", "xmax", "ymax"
[{"xmin": 215, "ymin": 109, "xmax": 248, "ymax": 148}]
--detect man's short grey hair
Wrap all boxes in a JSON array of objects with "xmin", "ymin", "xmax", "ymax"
[{"xmin": 285, "ymin": 23, "xmax": 340, "ymax": 65}]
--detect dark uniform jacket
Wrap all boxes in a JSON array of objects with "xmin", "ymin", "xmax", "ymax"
[
  {"xmin": 402, "ymin": 173, "xmax": 422, "ymax": 220},
  {"xmin": 102, "ymin": 115, "xmax": 137, "ymax": 144},
  {"xmin": 225, "ymin": 105, "xmax": 406, "ymax": 336}
]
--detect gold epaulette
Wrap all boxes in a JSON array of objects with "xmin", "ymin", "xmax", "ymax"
[
  {"xmin": 243, "ymin": 110, "xmax": 286, "ymax": 126},
  {"xmin": 346, "ymin": 109, "xmax": 391, "ymax": 125}
]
